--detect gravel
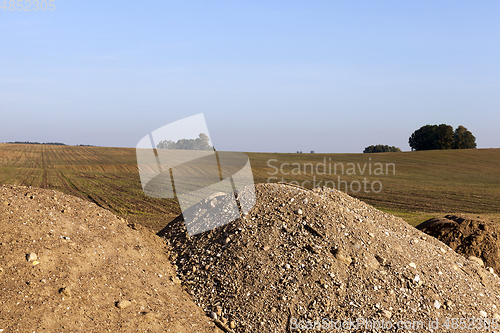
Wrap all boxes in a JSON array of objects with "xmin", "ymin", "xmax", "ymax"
[{"xmin": 161, "ymin": 183, "xmax": 500, "ymax": 333}]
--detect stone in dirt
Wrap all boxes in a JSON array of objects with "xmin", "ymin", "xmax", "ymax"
[
  {"xmin": 116, "ymin": 300, "xmax": 132, "ymax": 309},
  {"xmin": 59, "ymin": 287, "xmax": 72, "ymax": 297}
]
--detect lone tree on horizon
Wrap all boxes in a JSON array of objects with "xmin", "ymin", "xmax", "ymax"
[{"xmin": 409, "ymin": 124, "xmax": 476, "ymax": 151}]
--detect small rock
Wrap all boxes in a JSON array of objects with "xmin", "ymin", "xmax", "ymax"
[
  {"xmin": 230, "ymin": 321, "xmax": 236, "ymax": 329},
  {"xmin": 32, "ymin": 261, "xmax": 39, "ymax": 266},
  {"xmin": 296, "ymin": 209, "xmax": 303, "ymax": 215},
  {"xmin": 170, "ymin": 276, "xmax": 181, "ymax": 284},
  {"xmin": 488, "ymin": 267, "xmax": 494, "ymax": 274},
  {"xmin": 409, "ymin": 262, "xmax": 417, "ymax": 269},
  {"xmin": 375, "ymin": 255, "xmax": 387, "ymax": 266},
  {"xmin": 210, "ymin": 311, "xmax": 218, "ymax": 320},
  {"xmin": 380, "ymin": 310, "xmax": 392, "ymax": 318},
  {"xmin": 434, "ymin": 300, "xmax": 441, "ymax": 309},
  {"xmin": 223, "ymin": 237, "xmax": 231, "ymax": 245},
  {"xmin": 214, "ymin": 318, "xmax": 232, "ymax": 332},
  {"xmin": 337, "ymin": 254, "xmax": 352, "ymax": 265},
  {"xmin": 116, "ymin": 300, "xmax": 132, "ymax": 309},
  {"xmin": 493, "ymin": 313, "xmax": 500, "ymax": 320},
  {"xmin": 59, "ymin": 287, "xmax": 72, "ymax": 297},
  {"xmin": 332, "ymin": 248, "xmax": 352, "ymax": 265},
  {"xmin": 468, "ymin": 256, "xmax": 484, "ymax": 267},
  {"xmin": 479, "ymin": 310, "xmax": 487, "ymax": 318},
  {"xmin": 26, "ymin": 252, "xmax": 37, "ymax": 262},
  {"xmin": 215, "ymin": 306, "xmax": 223, "ymax": 316},
  {"xmin": 263, "ymin": 245, "xmax": 271, "ymax": 251}
]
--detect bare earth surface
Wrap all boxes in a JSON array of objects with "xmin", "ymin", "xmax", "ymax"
[
  {"xmin": 161, "ymin": 183, "xmax": 500, "ymax": 332},
  {"xmin": 2, "ymin": 182, "xmax": 500, "ymax": 332},
  {"xmin": 0, "ymin": 185, "xmax": 220, "ymax": 332},
  {"xmin": 417, "ymin": 215, "xmax": 500, "ymax": 274}
]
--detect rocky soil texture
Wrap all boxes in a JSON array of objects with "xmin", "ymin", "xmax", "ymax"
[
  {"xmin": 161, "ymin": 183, "xmax": 500, "ymax": 333},
  {"xmin": 2, "ymin": 182, "xmax": 500, "ymax": 333},
  {"xmin": 0, "ymin": 185, "xmax": 220, "ymax": 332}
]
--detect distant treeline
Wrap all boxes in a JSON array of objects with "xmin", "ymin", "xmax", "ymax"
[
  {"xmin": 5, "ymin": 141, "xmax": 97, "ymax": 147},
  {"xmin": 7, "ymin": 141, "xmax": 67, "ymax": 146},
  {"xmin": 156, "ymin": 133, "xmax": 214, "ymax": 151}
]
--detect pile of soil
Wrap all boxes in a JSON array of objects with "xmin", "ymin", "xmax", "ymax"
[
  {"xmin": 416, "ymin": 215, "xmax": 500, "ymax": 274},
  {"xmin": 161, "ymin": 183, "xmax": 500, "ymax": 333},
  {"xmin": 0, "ymin": 185, "xmax": 220, "ymax": 332}
]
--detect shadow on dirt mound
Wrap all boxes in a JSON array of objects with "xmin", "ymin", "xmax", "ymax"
[{"xmin": 417, "ymin": 215, "xmax": 500, "ymax": 273}]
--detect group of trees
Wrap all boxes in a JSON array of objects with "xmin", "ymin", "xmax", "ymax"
[
  {"xmin": 363, "ymin": 145, "xmax": 401, "ymax": 153},
  {"xmin": 156, "ymin": 133, "xmax": 214, "ymax": 151},
  {"xmin": 364, "ymin": 124, "xmax": 476, "ymax": 153},
  {"xmin": 408, "ymin": 124, "xmax": 476, "ymax": 151}
]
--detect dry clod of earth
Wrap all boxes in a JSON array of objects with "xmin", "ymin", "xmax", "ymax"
[
  {"xmin": 0, "ymin": 185, "xmax": 221, "ymax": 332},
  {"xmin": 160, "ymin": 183, "xmax": 500, "ymax": 333},
  {"xmin": 417, "ymin": 215, "xmax": 500, "ymax": 274}
]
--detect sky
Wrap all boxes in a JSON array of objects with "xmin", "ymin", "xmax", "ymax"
[{"xmin": 1, "ymin": 1, "xmax": 499, "ymax": 153}]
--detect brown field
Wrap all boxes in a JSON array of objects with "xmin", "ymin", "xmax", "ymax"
[
  {"xmin": 0, "ymin": 143, "xmax": 499, "ymax": 230},
  {"xmin": 246, "ymin": 149, "xmax": 500, "ymax": 225},
  {"xmin": 0, "ymin": 144, "xmax": 178, "ymax": 230}
]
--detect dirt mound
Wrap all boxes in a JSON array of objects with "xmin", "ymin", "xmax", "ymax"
[
  {"xmin": 161, "ymin": 183, "xmax": 500, "ymax": 333},
  {"xmin": 416, "ymin": 215, "xmax": 500, "ymax": 274},
  {"xmin": 0, "ymin": 185, "xmax": 220, "ymax": 332}
]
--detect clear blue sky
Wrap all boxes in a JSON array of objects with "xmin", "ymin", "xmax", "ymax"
[{"xmin": 1, "ymin": 1, "xmax": 499, "ymax": 152}]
